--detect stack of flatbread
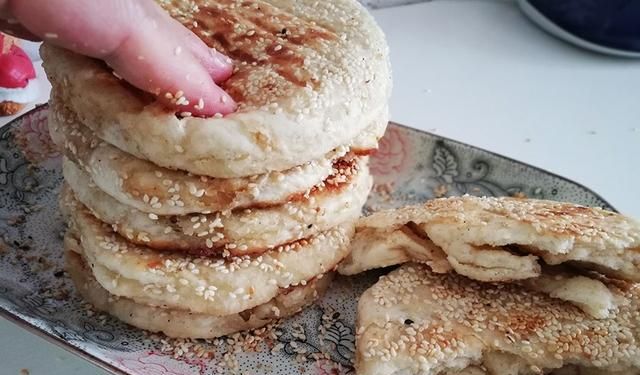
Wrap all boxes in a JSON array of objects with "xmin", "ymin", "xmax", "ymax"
[
  {"xmin": 342, "ymin": 196, "xmax": 640, "ymax": 374},
  {"xmin": 42, "ymin": 0, "xmax": 391, "ymax": 339}
]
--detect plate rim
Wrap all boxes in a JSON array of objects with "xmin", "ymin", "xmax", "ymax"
[
  {"xmin": 0, "ymin": 309, "xmax": 127, "ymax": 375},
  {"xmin": 0, "ymin": 107, "xmax": 617, "ymax": 374},
  {"xmin": 390, "ymin": 121, "xmax": 616, "ymax": 212}
]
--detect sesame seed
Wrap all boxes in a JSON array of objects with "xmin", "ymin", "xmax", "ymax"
[
  {"xmin": 175, "ymin": 145, "xmax": 185, "ymax": 153},
  {"xmin": 195, "ymin": 98, "xmax": 205, "ymax": 110}
]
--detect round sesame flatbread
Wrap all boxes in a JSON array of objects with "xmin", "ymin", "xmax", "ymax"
[
  {"xmin": 49, "ymin": 104, "xmax": 373, "ymax": 216},
  {"xmin": 62, "ymin": 157, "xmax": 371, "ymax": 256},
  {"xmin": 41, "ymin": 0, "xmax": 391, "ymax": 178},
  {"xmin": 339, "ymin": 196, "xmax": 640, "ymax": 282},
  {"xmin": 65, "ymin": 246, "xmax": 332, "ymax": 339},
  {"xmin": 66, "ymin": 202, "xmax": 353, "ymax": 316},
  {"xmin": 355, "ymin": 263, "xmax": 640, "ymax": 375}
]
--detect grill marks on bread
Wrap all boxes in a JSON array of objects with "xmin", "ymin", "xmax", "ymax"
[
  {"xmin": 165, "ymin": 0, "xmax": 337, "ymax": 105},
  {"xmin": 356, "ymin": 264, "xmax": 640, "ymax": 375}
]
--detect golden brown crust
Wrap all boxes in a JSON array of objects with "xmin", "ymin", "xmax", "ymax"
[
  {"xmin": 65, "ymin": 243, "xmax": 333, "ymax": 339},
  {"xmin": 175, "ymin": 0, "xmax": 338, "ymax": 107},
  {"xmin": 356, "ymin": 263, "xmax": 640, "ymax": 375},
  {"xmin": 343, "ymin": 196, "xmax": 640, "ymax": 282},
  {"xmin": 41, "ymin": 0, "xmax": 391, "ymax": 178},
  {"xmin": 49, "ymin": 99, "xmax": 370, "ymax": 216},
  {"xmin": 61, "ymin": 158, "xmax": 370, "ymax": 256},
  {"xmin": 64, "ymin": 198, "xmax": 354, "ymax": 316}
]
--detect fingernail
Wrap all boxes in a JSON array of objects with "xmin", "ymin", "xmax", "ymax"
[{"xmin": 210, "ymin": 48, "xmax": 233, "ymax": 66}]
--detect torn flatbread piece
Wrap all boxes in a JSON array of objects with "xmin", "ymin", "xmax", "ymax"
[
  {"xmin": 356, "ymin": 263, "xmax": 640, "ymax": 375},
  {"xmin": 340, "ymin": 196, "xmax": 640, "ymax": 318},
  {"xmin": 341, "ymin": 196, "xmax": 640, "ymax": 282}
]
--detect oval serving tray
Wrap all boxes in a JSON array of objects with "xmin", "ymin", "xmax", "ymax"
[{"xmin": 0, "ymin": 106, "xmax": 612, "ymax": 375}]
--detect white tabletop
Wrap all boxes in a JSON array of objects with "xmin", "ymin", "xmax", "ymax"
[
  {"xmin": 378, "ymin": 0, "xmax": 640, "ymax": 218},
  {"xmin": 2, "ymin": 1, "xmax": 639, "ymax": 373}
]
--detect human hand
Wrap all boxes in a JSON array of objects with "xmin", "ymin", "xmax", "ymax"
[{"xmin": 0, "ymin": 0, "xmax": 236, "ymax": 116}]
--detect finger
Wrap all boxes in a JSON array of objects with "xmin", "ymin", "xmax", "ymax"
[
  {"xmin": 9, "ymin": 0, "xmax": 236, "ymax": 115},
  {"xmin": 0, "ymin": 0, "xmax": 38, "ymax": 41},
  {"xmin": 106, "ymin": 26, "xmax": 236, "ymax": 116},
  {"xmin": 172, "ymin": 20, "xmax": 235, "ymax": 83},
  {"xmin": 152, "ymin": 6, "xmax": 233, "ymax": 83}
]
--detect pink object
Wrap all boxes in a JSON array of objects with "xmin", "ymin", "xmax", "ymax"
[
  {"xmin": 14, "ymin": 108, "xmax": 61, "ymax": 167},
  {"xmin": 370, "ymin": 126, "xmax": 410, "ymax": 179},
  {"xmin": 0, "ymin": 34, "xmax": 36, "ymax": 89}
]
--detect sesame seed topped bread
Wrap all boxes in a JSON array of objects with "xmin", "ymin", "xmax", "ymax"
[
  {"xmin": 50, "ymin": 106, "xmax": 370, "ymax": 216},
  {"xmin": 66, "ymin": 201, "xmax": 353, "ymax": 316},
  {"xmin": 356, "ymin": 263, "xmax": 640, "ymax": 375},
  {"xmin": 61, "ymin": 157, "xmax": 371, "ymax": 256},
  {"xmin": 339, "ymin": 224, "xmax": 453, "ymax": 276},
  {"xmin": 65, "ymin": 245, "xmax": 332, "ymax": 339},
  {"xmin": 339, "ymin": 196, "xmax": 640, "ymax": 282},
  {"xmin": 518, "ymin": 267, "xmax": 626, "ymax": 319},
  {"xmin": 41, "ymin": 0, "xmax": 391, "ymax": 178}
]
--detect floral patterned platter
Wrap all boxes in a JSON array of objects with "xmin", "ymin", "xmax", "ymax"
[{"xmin": 0, "ymin": 106, "xmax": 612, "ymax": 375}]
